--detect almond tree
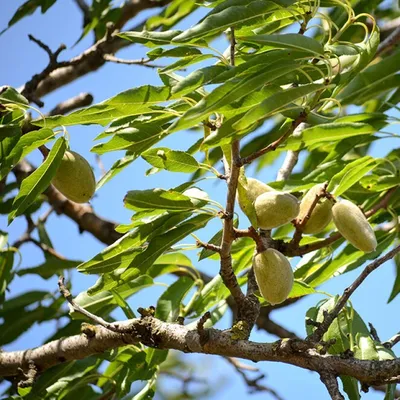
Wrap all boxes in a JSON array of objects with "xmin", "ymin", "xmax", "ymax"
[{"xmin": 1, "ymin": 0, "xmax": 400, "ymax": 399}]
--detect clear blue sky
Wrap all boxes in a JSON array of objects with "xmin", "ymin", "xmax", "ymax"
[{"xmin": 0, "ymin": 1, "xmax": 399, "ymax": 399}]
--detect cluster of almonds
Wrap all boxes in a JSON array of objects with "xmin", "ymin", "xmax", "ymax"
[
  {"xmin": 238, "ymin": 178, "xmax": 377, "ymax": 305},
  {"xmin": 51, "ymin": 150, "xmax": 96, "ymax": 203}
]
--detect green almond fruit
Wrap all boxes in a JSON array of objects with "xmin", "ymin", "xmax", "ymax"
[
  {"xmin": 254, "ymin": 191, "xmax": 299, "ymax": 230},
  {"xmin": 332, "ymin": 199, "xmax": 377, "ymax": 253},
  {"xmin": 52, "ymin": 150, "xmax": 96, "ymax": 203},
  {"xmin": 253, "ymin": 249, "xmax": 294, "ymax": 305},
  {"xmin": 299, "ymin": 183, "xmax": 333, "ymax": 234},
  {"xmin": 237, "ymin": 177, "xmax": 274, "ymax": 216}
]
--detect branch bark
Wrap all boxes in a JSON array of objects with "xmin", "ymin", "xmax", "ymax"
[{"xmin": 2, "ymin": 314, "xmax": 400, "ymax": 388}]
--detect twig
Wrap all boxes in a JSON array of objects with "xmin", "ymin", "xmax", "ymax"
[
  {"xmin": 103, "ymin": 54, "xmax": 162, "ymax": 68},
  {"xmin": 320, "ymin": 373, "xmax": 345, "ymax": 400},
  {"xmin": 17, "ymin": 361, "xmax": 38, "ymax": 388},
  {"xmin": 276, "ymin": 122, "xmax": 308, "ymax": 181},
  {"xmin": 196, "ymin": 240, "xmax": 221, "ymax": 253},
  {"xmin": 240, "ymin": 112, "xmax": 308, "ymax": 166},
  {"xmin": 377, "ymin": 25, "xmax": 400, "ymax": 56},
  {"xmin": 29, "ymin": 238, "xmax": 65, "ymax": 260},
  {"xmin": 58, "ymin": 276, "xmax": 122, "ymax": 333},
  {"xmin": 310, "ymin": 244, "xmax": 400, "ymax": 342},
  {"xmin": 234, "ymin": 227, "xmax": 265, "ymax": 253},
  {"xmin": 95, "ymin": 154, "xmax": 107, "ymax": 178},
  {"xmin": 21, "ymin": 35, "xmax": 67, "ymax": 106},
  {"xmin": 383, "ymin": 332, "xmax": 400, "ymax": 349},
  {"xmin": 368, "ymin": 322, "xmax": 381, "ymax": 342},
  {"xmin": 73, "ymin": 0, "xmax": 91, "ymax": 26},
  {"xmin": 225, "ymin": 357, "xmax": 284, "ymax": 399},
  {"xmin": 290, "ymin": 182, "xmax": 329, "ymax": 248},
  {"xmin": 48, "ymin": 93, "xmax": 93, "ymax": 116}
]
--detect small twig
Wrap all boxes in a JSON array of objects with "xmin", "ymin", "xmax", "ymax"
[
  {"xmin": 73, "ymin": 0, "xmax": 91, "ymax": 26},
  {"xmin": 48, "ymin": 92, "xmax": 93, "ymax": 116},
  {"xmin": 377, "ymin": 25, "xmax": 400, "ymax": 56},
  {"xmin": 241, "ymin": 112, "xmax": 308, "ymax": 166},
  {"xmin": 17, "ymin": 361, "xmax": 38, "ymax": 388},
  {"xmin": 320, "ymin": 373, "xmax": 345, "ymax": 400},
  {"xmin": 196, "ymin": 240, "xmax": 221, "ymax": 253},
  {"xmin": 103, "ymin": 54, "xmax": 162, "ymax": 68},
  {"xmin": 290, "ymin": 182, "xmax": 329, "ymax": 248},
  {"xmin": 368, "ymin": 322, "xmax": 381, "ymax": 342},
  {"xmin": 58, "ymin": 276, "xmax": 123, "ymax": 333},
  {"xmin": 310, "ymin": 244, "xmax": 400, "ymax": 342},
  {"xmin": 364, "ymin": 187, "xmax": 397, "ymax": 218},
  {"xmin": 276, "ymin": 122, "xmax": 308, "ymax": 181},
  {"xmin": 29, "ymin": 238, "xmax": 65, "ymax": 260},
  {"xmin": 225, "ymin": 357, "xmax": 284, "ymax": 399},
  {"xmin": 95, "ymin": 154, "xmax": 107, "ymax": 178},
  {"xmin": 21, "ymin": 35, "xmax": 67, "ymax": 106},
  {"xmin": 234, "ymin": 227, "xmax": 265, "ymax": 253},
  {"xmin": 383, "ymin": 332, "xmax": 400, "ymax": 349}
]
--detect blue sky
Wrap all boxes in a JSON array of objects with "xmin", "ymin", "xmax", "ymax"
[{"xmin": 1, "ymin": 1, "xmax": 399, "ymax": 399}]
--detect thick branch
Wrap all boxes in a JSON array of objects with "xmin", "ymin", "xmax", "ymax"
[{"xmin": 3, "ymin": 315, "xmax": 400, "ymax": 388}]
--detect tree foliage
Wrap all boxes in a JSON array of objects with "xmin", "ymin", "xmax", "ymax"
[{"xmin": 1, "ymin": 0, "xmax": 400, "ymax": 399}]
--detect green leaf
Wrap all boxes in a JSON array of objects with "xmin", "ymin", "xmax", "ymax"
[
  {"xmin": 306, "ymin": 232, "xmax": 395, "ymax": 287},
  {"xmin": 0, "ymin": 250, "xmax": 14, "ymax": 303},
  {"xmin": 71, "ymin": 275, "xmax": 153, "ymax": 319},
  {"xmin": 0, "ymin": 128, "xmax": 55, "ymax": 180},
  {"xmin": 170, "ymin": 59, "xmax": 299, "ymax": 132},
  {"xmin": 120, "ymin": 214, "xmax": 213, "ymax": 284},
  {"xmin": 353, "ymin": 334, "xmax": 379, "ymax": 360},
  {"xmin": 329, "ymin": 156, "xmax": 378, "ymax": 196},
  {"xmin": 124, "ymin": 188, "xmax": 207, "ymax": 211},
  {"xmin": 118, "ymin": 30, "xmax": 184, "ymax": 47},
  {"xmin": 281, "ymin": 123, "xmax": 376, "ymax": 151},
  {"xmin": 96, "ymin": 154, "xmax": 136, "ymax": 190},
  {"xmin": 156, "ymin": 276, "xmax": 195, "ymax": 322},
  {"xmin": 0, "ymin": 290, "xmax": 48, "ymax": 317},
  {"xmin": 3, "ymin": 0, "xmax": 56, "ymax": 32},
  {"xmin": 288, "ymin": 280, "xmax": 316, "ymax": 299},
  {"xmin": 234, "ymin": 83, "xmax": 327, "ymax": 130},
  {"xmin": 142, "ymin": 148, "xmax": 199, "ymax": 173},
  {"xmin": 34, "ymin": 86, "xmax": 170, "ymax": 128},
  {"xmin": 239, "ymin": 33, "xmax": 324, "ymax": 56},
  {"xmin": 88, "ymin": 214, "xmax": 212, "ymax": 295},
  {"xmin": 388, "ymin": 253, "xmax": 400, "ymax": 303},
  {"xmin": 169, "ymin": 65, "xmax": 229, "ymax": 97},
  {"xmin": 17, "ymin": 259, "xmax": 81, "ymax": 279},
  {"xmin": 8, "ymin": 137, "xmax": 67, "ymax": 224},
  {"xmin": 173, "ymin": 0, "xmax": 282, "ymax": 43},
  {"xmin": 340, "ymin": 376, "xmax": 360, "ymax": 400},
  {"xmin": 77, "ymin": 213, "xmax": 186, "ymax": 274},
  {"xmin": 338, "ymin": 51, "xmax": 400, "ymax": 105},
  {"xmin": 0, "ymin": 86, "xmax": 29, "ymax": 106}
]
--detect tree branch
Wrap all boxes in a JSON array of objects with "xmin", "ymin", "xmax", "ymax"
[
  {"xmin": 48, "ymin": 92, "xmax": 93, "ymax": 116},
  {"xmin": 276, "ymin": 122, "xmax": 308, "ymax": 182},
  {"xmin": 240, "ymin": 112, "xmax": 307, "ymax": 166},
  {"xmin": 3, "ymin": 314, "xmax": 400, "ymax": 388},
  {"xmin": 320, "ymin": 373, "xmax": 345, "ymax": 400},
  {"xmin": 310, "ymin": 244, "xmax": 400, "ymax": 342}
]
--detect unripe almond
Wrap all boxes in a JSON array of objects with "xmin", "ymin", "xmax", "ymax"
[
  {"xmin": 299, "ymin": 184, "xmax": 333, "ymax": 234},
  {"xmin": 253, "ymin": 249, "xmax": 294, "ymax": 305},
  {"xmin": 332, "ymin": 199, "xmax": 377, "ymax": 253},
  {"xmin": 237, "ymin": 177, "xmax": 274, "ymax": 216},
  {"xmin": 254, "ymin": 191, "xmax": 299, "ymax": 229},
  {"xmin": 52, "ymin": 150, "xmax": 96, "ymax": 203}
]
